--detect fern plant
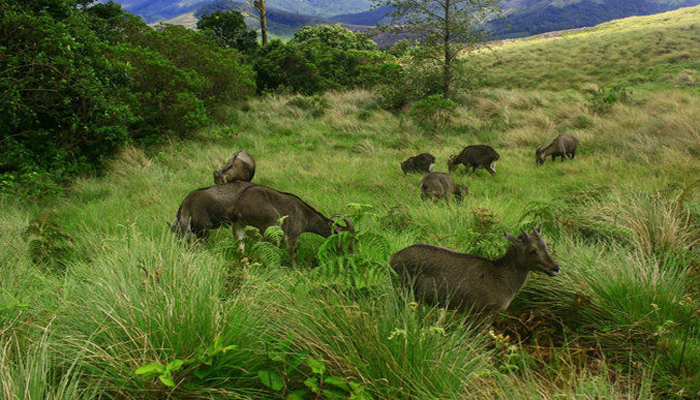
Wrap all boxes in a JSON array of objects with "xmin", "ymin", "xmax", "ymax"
[
  {"xmin": 246, "ymin": 216, "xmax": 288, "ymax": 267},
  {"xmin": 21, "ymin": 212, "xmax": 74, "ymax": 269}
]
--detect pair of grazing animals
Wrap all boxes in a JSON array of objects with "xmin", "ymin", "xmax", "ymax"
[
  {"xmin": 172, "ymin": 151, "xmax": 354, "ymax": 264},
  {"xmin": 174, "ymin": 148, "xmax": 562, "ymax": 315},
  {"xmin": 401, "ymin": 145, "xmax": 501, "ymax": 176}
]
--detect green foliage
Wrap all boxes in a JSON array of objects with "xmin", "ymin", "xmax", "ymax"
[
  {"xmin": 257, "ymin": 335, "xmax": 369, "ymax": 399},
  {"xmin": 291, "ymin": 24, "xmax": 376, "ymax": 51},
  {"xmin": 409, "ymin": 94, "xmax": 458, "ymax": 133},
  {"xmin": 196, "ymin": 10, "xmax": 258, "ymax": 54},
  {"xmin": 134, "ymin": 336, "xmax": 237, "ymax": 388},
  {"xmin": 374, "ymin": 0, "xmax": 500, "ymax": 96},
  {"xmin": 255, "ymin": 29, "xmax": 396, "ymax": 95},
  {"xmin": 246, "ymin": 218, "xmax": 288, "ymax": 267},
  {"xmin": 21, "ymin": 212, "xmax": 74, "ymax": 270},
  {"xmin": 0, "ymin": 0, "xmax": 255, "ymax": 192},
  {"xmin": 586, "ymin": 83, "xmax": 632, "ymax": 114}
]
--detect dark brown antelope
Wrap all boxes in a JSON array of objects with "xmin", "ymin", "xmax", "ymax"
[
  {"xmin": 401, "ymin": 153, "xmax": 436, "ymax": 174},
  {"xmin": 447, "ymin": 145, "xmax": 500, "ymax": 176},
  {"xmin": 419, "ymin": 172, "xmax": 467, "ymax": 203},
  {"xmin": 536, "ymin": 134, "xmax": 579, "ymax": 165},
  {"xmin": 390, "ymin": 226, "xmax": 559, "ymax": 314}
]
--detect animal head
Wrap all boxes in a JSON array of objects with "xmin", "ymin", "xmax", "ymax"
[
  {"xmin": 330, "ymin": 214, "xmax": 355, "ymax": 234},
  {"xmin": 504, "ymin": 226, "xmax": 560, "ymax": 276},
  {"xmin": 535, "ymin": 147, "xmax": 546, "ymax": 166},
  {"xmin": 400, "ymin": 160, "xmax": 409, "ymax": 174},
  {"xmin": 447, "ymin": 155, "xmax": 458, "ymax": 172},
  {"xmin": 454, "ymin": 185, "xmax": 468, "ymax": 202},
  {"xmin": 213, "ymin": 169, "xmax": 226, "ymax": 184}
]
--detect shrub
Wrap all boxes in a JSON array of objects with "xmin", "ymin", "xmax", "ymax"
[
  {"xmin": 586, "ymin": 83, "xmax": 632, "ymax": 114},
  {"xmin": 409, "ymin": 95, "xmax": 459, "ymax": 133}
]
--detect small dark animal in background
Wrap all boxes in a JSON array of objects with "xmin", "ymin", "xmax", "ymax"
[
  {"xmin": 419, "ymin": 172, "xmax": 468, "ymax": 203},
  {"xmin": 230, "ymin": 184, "xmax": 354, "ymax": 264},
  {"xmin": 171, "ymin": 181, "xmax": 255, "ymax": 241},
  {"xmin": 536, "ymin": 134, "xmax": 579, "ymax": 165},
  {"xmin": 448, "ymin": 145, "xmax": 500, "ymax": 176},
  {"xmin": 213, "ymin": 150, "xmax": 256, "ymax": 184},
  {"xmin": 389, "ymin": 226, "xmax": 559, "ymax": 314},
  {"xmin": 401, "ymin": 153, "xmax": 436, "ymax": 174}
]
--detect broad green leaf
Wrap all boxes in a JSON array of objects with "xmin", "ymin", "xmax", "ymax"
[
  {"xmin": 258, "ymin": 370, "xmax": 284, "ymax": 391},
  {"xmin": 304, "ymin": 376, "xmax": 320, "ymax": 392},
  {"xmin": 134, "ymin": 362, "xmax": 164, "ymax": 375},
  {"xmin": 159, "ymin": 373, "xmax": 176, "ymax": 387},
  {"xmin": 306, "ymin": 358, "xmax": 326, "ymax": 375},
  {"xmin": 166, "ymin": 359, "xmax": 185, "ymax": 372}
]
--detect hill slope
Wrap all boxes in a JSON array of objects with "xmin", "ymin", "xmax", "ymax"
[
  {"xmin": 494, "ymin": 0, "xmax": 700, "ymax": 37},
  {"xmin": 473, "ymin": 5, "xmax": 700, "ymax": 90}
]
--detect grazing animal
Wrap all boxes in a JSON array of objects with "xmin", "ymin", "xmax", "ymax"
[
  {"xmin": 401, "ymin": 153, "xmax": 436, "ymax": 174},
  {"xmin": 536, "ymin": 134, "xmax": 579, "ymax": 165},
  {"xmin": 389, "ymin": 226, "xmax": 559, "ymax": 314},
  {"xmin": 419, "ymin": 172, "xmax": 468, "ymax": 202},
  {"xmin": 213, "ymin": 150, "xmax": 256, "ymax": 184},
  {"xmin": 171, "ymin": 181, "xmax": 255, "ymax": 241},
  {"xmin": 447, "ymin": 145, "xmax": 500, "ymax": 176},
  {"xmin": 229, "ymin": 184, "xmax": 354, "ymax": 264}
]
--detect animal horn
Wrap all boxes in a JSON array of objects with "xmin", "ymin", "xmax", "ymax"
[
  {"xmin": 532, "ymin": 224, "xmax": 543, "ymax": 235},
  {"xmin": 331, "ymin": 214, "xmax": 354, "ymax": 232},
  {"xmin": 504, "ymin": 230, "xmax": 519, "ymax": 244},
  {"xmin": 520, "ymin": 228, "xmax": 531, "ymax": 239},
  {"xmin": 343, "ymin": 216, "xmax": 355, "ymax": 232}
]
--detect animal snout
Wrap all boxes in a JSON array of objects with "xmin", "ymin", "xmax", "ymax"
[{"xmin": 550, "ymin": 265, "xmax": 561, "ymax": 276}]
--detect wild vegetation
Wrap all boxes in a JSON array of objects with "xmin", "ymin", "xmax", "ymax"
[{"xmin": 2, "ymin": 3, "xmax": 700, "ymax": 399}]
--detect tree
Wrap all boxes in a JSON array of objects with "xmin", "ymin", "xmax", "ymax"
[
  {"xmin": 196, "ymin": 10, "xmax": 258, "ymax": 53},
  {"xmin": 227, "ymin": 0, "xmax": 268, "ymax": 46},
  {"xmin": 374, "ymin": 0, "xmax": 501, "ymax": 97}
]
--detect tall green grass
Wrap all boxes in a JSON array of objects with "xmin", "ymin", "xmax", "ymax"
[{"xmin": 3, "ymin": 8, "xmax": 700, "ymax": 397}]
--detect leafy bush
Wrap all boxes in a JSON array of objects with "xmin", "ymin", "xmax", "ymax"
[
  {"xmin": 409, "ymin": 94, "xmax": 459, "ymax": 133},
  {"xmin": 0, "ymin": 1, "xmax": 132, "ymax": 183},
  {"xmin": 290, "ymin": 24, "xmax": 376, "ymax": 51},
  {"xmin": 586, "ymin": 83, "xmax": 632, "ymax": 114},
  {"xmin": 0, "ymin": 1, "xmax": 255, "ymax": 191}
]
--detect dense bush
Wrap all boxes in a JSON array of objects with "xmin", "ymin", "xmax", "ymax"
[
  {"xmin": 255, "ymin": 25, "xmax": 400, "ymax": 95},
  {"xmin": 0, "ymin": 0, "xmax": 255, "ymax": 191},
  {"xmin": 0, "ymin": 0, "xmax": 133, "ymax": 187}
]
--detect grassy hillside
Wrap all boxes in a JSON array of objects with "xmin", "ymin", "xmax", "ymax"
[
  {"xmin": 2, "ymin": 7, "xmax": 700, "ymax": 399},
  {"xmin": 474, "ymin": 5, "xmax": 700, "ymax": 91}
]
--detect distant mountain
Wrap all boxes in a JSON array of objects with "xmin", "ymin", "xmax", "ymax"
[
  {"xmin": 494, "ymin": 0, "xmax": 700, "ymax": 37},
  {"xmin": 120, "ymin": 0, "xmax": 700, "ymax": 42},
  {"xmin": 115, "ymin": 0, "xmax": 371, "ymax": 23},
  {"xmin": 194, "ymin": 0, "xmax": 332, "ymax": 37},
  {"xmin": 329, "ymin": 6, "xmax": 393, "ymax": 26}
]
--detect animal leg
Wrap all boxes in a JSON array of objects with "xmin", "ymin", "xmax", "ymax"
[
  {"xmin": 233, "ymin": 223, "xmax": 246, "ymax": 254},
  {"xmin": 285, "ymin": 235, "xmax": 298, "ymax": 265},
  {"xmin": 569, "ymin": 150, "xmax": 576, "ymax": 159}
]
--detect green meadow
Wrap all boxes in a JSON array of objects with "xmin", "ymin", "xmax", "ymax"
[{"xmin": 2, "ymin": 6, "xmax": 700, "ymax": 399}]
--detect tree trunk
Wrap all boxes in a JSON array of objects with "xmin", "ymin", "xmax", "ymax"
[
  {"xmin": 443, "ymin": 0, "xmax": 451, "ymax": 98},
  {"xmin": 254, "ymin": 0, "xmax": 268, "ymax": 46}
]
